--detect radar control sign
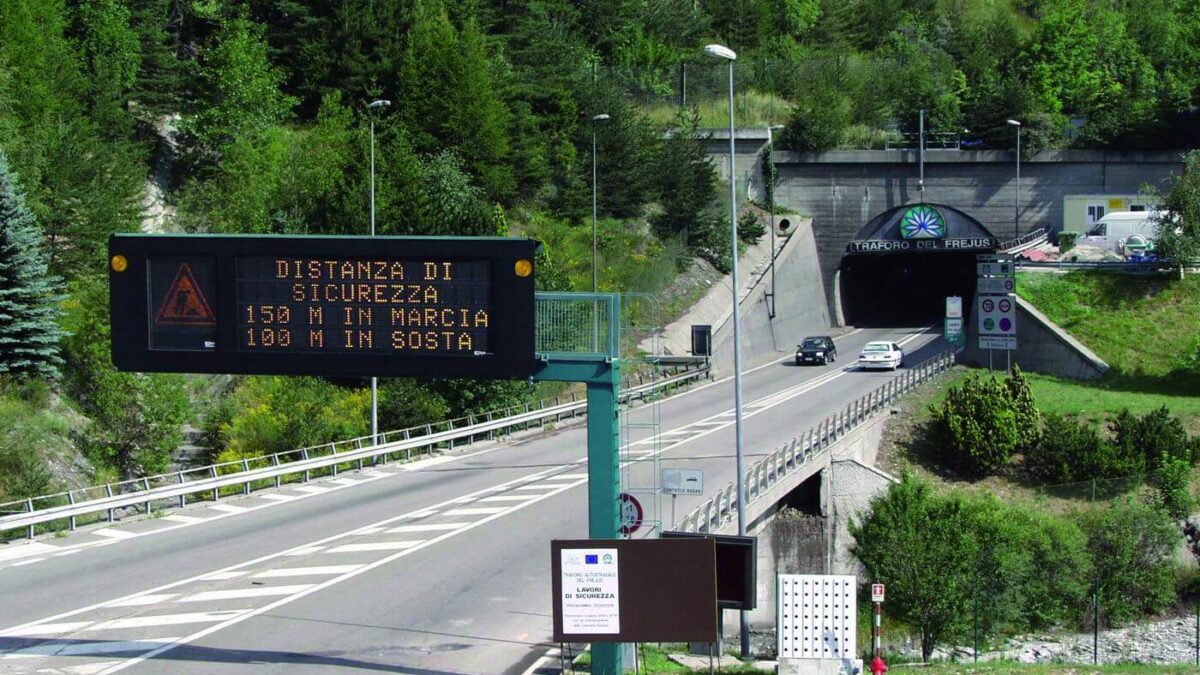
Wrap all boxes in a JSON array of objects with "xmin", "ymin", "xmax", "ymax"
[{"xmin": 110, "ymin": 235, "xmax": 538, "ymax": 379}]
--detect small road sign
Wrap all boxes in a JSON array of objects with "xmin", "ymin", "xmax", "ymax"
[
  {"xmin": 977, "ymin": 277, "xmax": 1015, "ymax": 294},
  {"xmin": 871, "ymin": 584, "xmax": 885, "ymax": 603},
  {"xmin": 979, "ymin": 335, "xmax": 1017, "ymax": 350},
  {"xmin": 619, "ymin": 493, "xmax": 644, "ymax": 536},
  {"xmin": 662, "ymin": 468, "xmax": 704, "ymax": 496},
  {"xmin": 945, "ymin": 296, "xmax": 962, "ymax": 319},
  {"xmin": 977, "ymin": 294, "xmax": 1016, "ymax": 337}
]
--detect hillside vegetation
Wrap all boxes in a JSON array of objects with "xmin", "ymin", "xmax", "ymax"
[{"xmin": 2, "ymin": 0, "xmax": 1200, "ymax": 502}]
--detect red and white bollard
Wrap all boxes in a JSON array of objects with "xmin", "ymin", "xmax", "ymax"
[{"xmin": 871, "ymin": 583, "xmax": 887, "ymax": 675}]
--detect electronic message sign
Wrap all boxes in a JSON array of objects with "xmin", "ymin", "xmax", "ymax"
[{"xmin": 109, "ymin": 234, "xmax": 537, "ymax": 379}]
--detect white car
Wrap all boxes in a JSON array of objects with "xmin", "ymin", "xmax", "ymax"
[{"xmin": 858, "ymin": 341, "xmax": 903, "ymax": 370}]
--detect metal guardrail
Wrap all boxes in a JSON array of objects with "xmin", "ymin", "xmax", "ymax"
[
  {"xmin": 1000, "ymin": 227, "xmax": 1049, "ymax": 254},
  {"xmin": 1015, "ymin": 260, "xmax": 1175, "ymax": 273},
  {"xmin": 0, "ymin": 364, "xmax": 708, "ymax": 539},
  {"xmin": 675, "ymin": 350, "xmax": 956, "ymax": 533}
]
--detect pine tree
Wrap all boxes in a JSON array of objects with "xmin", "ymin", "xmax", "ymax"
[{"xmin": 0, "ymin": 147, "xmax": 64, "ymax": 379}]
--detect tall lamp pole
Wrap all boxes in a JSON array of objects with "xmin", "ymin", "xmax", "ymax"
[
  {"xmin": 368, "ymin": 98, "xmax": 391, "ymax": 445},
  {"xmin": 1007, "ymin": 119, "xmax": 1021, "ymax": 240},
  {"xmin": 704, "ymin": 42, "xmax": 750, "ymax": 660},
  {"xmin": 766, "ymin": 124, "xmax": 783, "ymax": 318},
  {"xmin": 591, "ymin": 114, "xmax": 610, "ymax": 294}
]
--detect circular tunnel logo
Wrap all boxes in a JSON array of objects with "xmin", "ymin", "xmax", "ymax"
[{"xmin": 900, "ymin": 205, "xmax": 946, "ymax": 239}]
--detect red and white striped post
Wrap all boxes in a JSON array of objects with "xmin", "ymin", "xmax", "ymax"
[{"xmin": 871, "ymin": 583, "xmax": 887, "ymax": 675}]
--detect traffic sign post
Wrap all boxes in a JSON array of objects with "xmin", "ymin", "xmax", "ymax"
[
  {"xmin": 944, "ymin": 297, "xmax": 964, "ymax": 350},
  {"xmin": 976, "ymin": 253, "xmax": 1017, "ymax": 369},
  {"xmin": 663, "ymin": 468, "xmax": 704, "ymax": 528},
  {"xmin": 871, "ymin": 583, "xmax": 885, "ymax": 670}
]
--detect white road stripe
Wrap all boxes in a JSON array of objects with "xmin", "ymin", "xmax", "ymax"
[
  {"xmin": 160, "ymin": 515, "xmax": 204, "ymax": 524},
  {"xmin": 329, "ymin": 479, "xmax": 360, "ymax": 486},
  {"xmin": 403, "ymin": 509, "xmax": 438, "ymax": 518},
  {"xmin": 179, "ymin": 585, "xmax": 314, "ymax": 603},
  {"xmin": 0, "ymin": 621, "xmax": 93, "ymax": 637},
  {"xmin": 206, "ymin": 504, "xmax": 247, "ymax": 514},
  {"xmin": 476, "ymin": 495, "xmax": 537, "ymax": 503},
  {"xmin": 251, "ymin": 565, "xmax": 362, "ymax": 579},
  {"xmin": 514, "ymin": 485, "xmax": 560, "ymax": 491},
  {"xmin": 283, "ymin": 546, "xmax": 325, "ymax": 556},
  {"xmin": 386, "ymin": 523, "xmax": 470, "ymax": 534},
  {"xmin": 91, "ymin": 529, "xmax": 137, "ymax": 540},
  {"xmin": 88, "ymin": 612, "xmax": 244, "ymax": 631},
  {"xmin": 54, "ymin": 549, "xmax": 83, "ymax": 557},
  {"xmin": 353, "ymin": 526, "xmax": 386, "ymax": 535},
  {"xmin": 67, "ymin": 661, "xmax": 127, "ymax": 674},
  {"xmin": 105, "ymin": 594, "xmax": 178, "ymax": 608},
  {"xmin": 552, "ymin": 473, "xmax": 588, "ymax": 479},
  {"xmin": 293, "ymin": 486, "xmax": 330, "ymax": 495},
  {"xmin": 444, "ymin": 507, "xmax": 508, "ymax": 516},
  {"xmin": 258, "ymin": 494, "xmax": 296, "ymax": 502},
  {"xmin": 11, "ymin": 558, "xmax": 45, "ymax": 567},
  {"xmin": 0, "ymin": 542, "xmax": 59, "ymax": 562},
  {"xmin": 326, "ymin": 541, "xmax": 422, "ymax": 553},
  {"xmin": 200, "ymin": 571, "xmax": 249, "ymax": 581}
]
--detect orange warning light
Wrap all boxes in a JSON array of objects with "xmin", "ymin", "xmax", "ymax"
[
  {"xmin": 514, "ymin": 259, "xmax": 532, "ymax": 278},
  {"xmin": 111, "ymin": 255, "xmax": 128, "ymax": 273},
  {"xmin": 155, "ymin": 263, "xmax": 216, "ymax": 325}
]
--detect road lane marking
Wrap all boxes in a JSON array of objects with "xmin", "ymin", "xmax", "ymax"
[
  {"xmin": 514, "ymin": 485, "xmax": 561, "ymax": 490},
  {"xmin": 1, "ymin": 638, "xmax": 179, "ymax": 660},
  {"xmin": 88, "ymin": 612, "xmax": 244, "ymax": 631},
  {"xmin": 0, "ymin": 621, "xmax": 94, "ymax": 637},
  {"xmin": 104, "ymin": 595, "xmax": 178, "ymax": 608},
  {"xmin": 199, "ymin": 571, "xmax": 248, "ymax": 581},
  {"xmin": 476, "ymin": 495, "xmax": 537, "ymax": 503},
  {"xmin": 11, "ymin": 558, "xmax": 45, "ymax": 567},
  {"xmin": 386, "ymin": 523, "xmax": 471, "ymax": 533},
  {"xmin": 251, "ymin": 566, "xmax": 362, "ymax": 579},
  {"xmin": 258, "ymin": 494, "xmax": 296, "ymax": 502},
  {"xmin": 292, "ymin": 486, "xmax": 331, "ymax": 495},
  {"xmin": 206, "ymin": 504, "xmax": 247, "ymax": 514},
  {"xmin": 91, "ymin": 529, "xmax": 137, "ymax": 540},
  {"xmin": 283, "ymin": 546, "xmax": 325, "ymax": 556},
  {"xmin": 0, "ymin": 543, "xmax": 59, "ymax": 562},
  {"xmin": 160, "ymin": 515, "xmax": 204, "ymax": 524},
  {"xmin": 443, "ymin": 507, "xmax": 509, "ymax": 516},
  {"xmin": 326, "ymin": 541, "xmax": 423, "ymax": 553},
  {"xmin": 178, "ymin": 585, "xmax": 315, "ymax": 603}
]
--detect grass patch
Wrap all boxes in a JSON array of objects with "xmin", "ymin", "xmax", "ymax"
[
  {"xmin": 1026, "ymin": 373, "xmax": 1200, "ymax": 436},
  {"xmin": 639, "ymin": 90, "xmax": 792, "ymax": 129},
  {"xmin": 572, "ymin": 643, "xmax": 771, "ymax": 673},
  {"xmin": 1016, "ymin": 271, "xmax": 1200, "ymax": 394}
]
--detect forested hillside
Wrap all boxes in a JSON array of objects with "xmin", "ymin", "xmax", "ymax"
[{"xmin": 1, "ymin": 0, "xmax": 1198, "ymax": 502}]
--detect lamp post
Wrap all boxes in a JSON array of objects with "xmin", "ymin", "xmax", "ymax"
[
  {"xmin": 1006, "ymin": 119, "xmax": 1021, "ymax": 240},
  {"xmin": 766, "ymin": 124, "xmax": 783, "ymax": 318},
  {"xmin": 918, "ymin": 108, "xmax": 925, "ymax": 200},
  {"xmin": 704, "ymin": 41, "xmax": 750, "ymax": 660},
  {"xmin": 368, "ymin": 98, "xmax": 391, "ymax": 445}
]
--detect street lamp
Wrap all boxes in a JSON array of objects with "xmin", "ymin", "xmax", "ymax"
[
  {"xmin": 368, "ymin": 98, "xmax": 391, "ymax": 446},
  {"xmin": 1006, "ymin": 119, "xmax": 1021, "ymax": 240},
  {"xmin": 766, "ymin": 124, "xmax": 784, "ymax": 318},
  {"xmin": 704, "ymin": 41, "xmax": 750, "ymax": 660},
  {"xmin": 591, "ymin": 114, "xmax": 610, "ymax": 294}
]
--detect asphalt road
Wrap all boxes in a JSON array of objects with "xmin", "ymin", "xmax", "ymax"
[{"xmin": 0, "ymin": 325, "xmax": 944, "ymax": 675}]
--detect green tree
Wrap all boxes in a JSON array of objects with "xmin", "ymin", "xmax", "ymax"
[
  {"xmin": 1151, "ymin": 150, "xmax": 1200, "ymax": 279},
  {"xmin": 929, "ymin": 373, "xmax": 1018, "ymax": 475},
  {"xmin": 1005, "ymin": 364, "xmax": 1041, "ymax": 454},
  {"xmin": 0, "ymin": 147, "xmax": 63, "ymax": 379},
  {"xmin": 1078, "ymin": 499, "xmax": 1178, "ymax": 625},
  {"xmin": 71, "ymin": 0, "xmax": 142, "ymax": 138},
  {"xmin": 190, "ymin": 16, "xmax": 296, "ymax": 149}
]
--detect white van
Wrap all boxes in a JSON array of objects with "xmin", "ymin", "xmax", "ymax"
[{"xmin": 1078, "ymin": 211, "xmax": 1164, "ymax": 255}]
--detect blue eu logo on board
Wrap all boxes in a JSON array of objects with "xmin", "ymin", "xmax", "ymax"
[
  {"xmin": 585, "ymin": 554, "xmax": 598, "ymax": 564},
  {"xmin": 900, "ymin": 205, "xmax": 946, "ymax": 239}
]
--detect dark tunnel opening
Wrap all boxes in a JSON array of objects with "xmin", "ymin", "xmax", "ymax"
[{"xmin": 839, "ymin": 251, "xmax": 982, "ymax": 327}]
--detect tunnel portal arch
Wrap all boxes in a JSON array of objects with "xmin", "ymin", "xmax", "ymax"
[{"xmin": 839, "ymin": 204, "xmax": 999, "ymax": 326}]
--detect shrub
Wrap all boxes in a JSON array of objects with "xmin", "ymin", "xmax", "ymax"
[
  {"xmin": 1026, "ymin": 414, "xmax": 1141, "ymax": 482},
  {"xmin": 737, "ymin": 209, "xmax": 766, "ymax": 245},
  {"xmin": 1006, "ymin": 364, "xmax": 1041, "ymax": 454},
  {"xmin": 1058, "ymin": 231, "xmax": 1078, "ymax": 252},
  {"xmin": 930, "ymin": 374, "xmax": 1018, "ymax": 475},
  {"xmin": 217, "ymin": 376, "xmax": 369, "ymax": 462},
  {"xmin": 1151, "ymin": 456, "xmax": 1192, "ymax": 520},
  {"xmin": 1077, "ymin": 499, "xmax": 1177, "ymax": 626},
  {"xmin": 1110, "ymin": 406, "xmax": 1190, "ymax": 472}
]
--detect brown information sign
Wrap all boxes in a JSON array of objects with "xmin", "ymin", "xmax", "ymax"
[{"xmin": 551, "ymin": 538, "xmax": 717, "ymax": 643}]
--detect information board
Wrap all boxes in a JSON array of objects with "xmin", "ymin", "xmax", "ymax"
[{"xmin": 109, "ymin": 234, "xmax": 538, "ymax": 379}]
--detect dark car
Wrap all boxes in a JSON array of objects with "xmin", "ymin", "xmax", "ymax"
[{"xmin": 795, "ymin": 336, "xmax": 837, "ymax": 365}]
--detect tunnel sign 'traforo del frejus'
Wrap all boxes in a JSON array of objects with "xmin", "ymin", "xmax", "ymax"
[
  {"xmin": 845, "ymin": 203, "xmax": 997, "ymax": 254},
  {"xmin": 108, "ymin": 234, "xmax": 538, "ymax": 379}
]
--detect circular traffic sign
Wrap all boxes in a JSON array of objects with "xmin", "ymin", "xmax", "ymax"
[
  {"xmin": 619, "ymin": 492, "xmax": 643, "ymax": 536},
  {"xmin": 998, "ymin": 299, "xmax": 1012, "ymax": 313},
  {"xmin": 999, "ymin": 318, "xmax": 1013, "ymax": 332},
  {"xmin": 1004, "ymin": 279, "xmax": 1015, "ymax": 291},
  {"xmin": 983, "ymin": 318, "xmax": 995, "ymax": 331},
  {"xmin": 982, "ymin": 298, "xmax": 995, "ymax": 312}
]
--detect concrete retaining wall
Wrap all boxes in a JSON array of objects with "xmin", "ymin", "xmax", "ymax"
[{"xmin": 962, "ymin": 293, "xmax": 1109, "ymax": 380}]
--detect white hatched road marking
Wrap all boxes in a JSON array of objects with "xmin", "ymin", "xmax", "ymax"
[
  {"xmin": 258, "ymin": 494, "xmax": 296, "ymax": 502},
  {"xmin": 514, "ymin": 484, "xmax": 560, "ymax": 491},
  {"xmin": 283, "ymin": 546, "xmax": 325, "ymax": 556},
  {"xmin": 200, "ymin": 571, "xmax": 248, "ymax": 581},
  {"xmin": 251, "ymin": 565, "xmax": 362, "ymax": 579},
  {"xmin": 104, "ymin": 594, "xmax": 178, "ymax": 608},
  {"xmin": 159, "ymin": 515, "xmax": 204, "ymax": 524},
  {"xmin": 206, "ymin": 504, "xmax": 247, "ymax": 514},
  {"xmin": 326, "ymin": 541, "xmax": 422, "ymax": 553},
  {"xmin": 386, "ymin": 523, "xmax": 470, "ymax": 533},
  {"xmin": 292, "ymin": 486, "xmax": 330, "ymax": 495},
  {"xmin": 0, "ymin": 542, "xmax": 59, "ymax": 562},
  {"xmin": 11, "ymin": 558, "xmax": 45, "ymax": 567},
  {"xmin": 1, "ymin": 638, "xmax": 179, "ymax": 660},
  {"xmin": 88, "ymin": 611, "xmax": 245, "ymax": 631},
  {"xmin": 476, "ymin": 495, "xmax": 537, "ymax": 503},
  {"xmin": 179, "ymin": 585, "xmax": 315, "ymax": 603},
  {"xmin": 90, "ymin": 529, "xmax": 137, "ymax": 541},
  {"xmin": 1, "ymin": 621, "xmax": 94, "ymax": 637},
  {"xmin": 443, "ymin": 507, "xmax": 509, "ymax": 516}
]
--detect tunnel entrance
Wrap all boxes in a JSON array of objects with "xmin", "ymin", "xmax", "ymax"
[
  {"xmin": 841, "ymin": 251, "xmax": 979, "ymax": 326},
  {"xmin": 839, "ymin": 203, "xmax": 999, "ymax": 327}
]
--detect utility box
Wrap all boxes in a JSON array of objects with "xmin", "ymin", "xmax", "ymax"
[{"xmin": 777, "ymin": 574, "xmax": 862, "ymax": 675}]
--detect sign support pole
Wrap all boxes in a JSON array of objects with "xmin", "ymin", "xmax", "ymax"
[{"xmin": 535, "ymin": 293, "xmax": 624, "ymax": 675}]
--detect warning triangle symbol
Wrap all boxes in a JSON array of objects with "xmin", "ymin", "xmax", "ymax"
[{"xmin": 155, "ymin": 263, "xmax": 216, "ymax": 325}]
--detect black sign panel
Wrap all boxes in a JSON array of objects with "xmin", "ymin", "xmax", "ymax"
[
  {"xmin": 109, "ymin": 235, "xmax": 538, "ymax": 379},
  {"xmin": 845, "ymin": 237, "xmax": 997, "ymax": 254},
  {"xmin": 661, "ymin": 531, "xmax": 757, "ymax": 610}
]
